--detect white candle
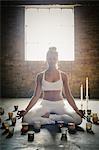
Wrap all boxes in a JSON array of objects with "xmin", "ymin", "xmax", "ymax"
[
  {"xmin": 86, "ymin": 77, "xmax": 88, "ymax": 97},
  {"xmin": 86, "ymin": 77, "xmax": 89, "ymax": 110},
  {"xmin": 80, "ymin": 84, "xmax": 83, "ymax": 109}
]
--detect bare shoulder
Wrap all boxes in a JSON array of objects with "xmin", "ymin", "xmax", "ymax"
[
  {"xmin": 36, "ymin": 72, "xmax": 43, "ymax": 82},
  {"xmin": 60, "ymin": 70, "xmax": 68, "ymax": 81}
]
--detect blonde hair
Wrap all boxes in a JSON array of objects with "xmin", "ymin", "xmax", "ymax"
[
  {"xmin": 46, "ymin": 47, "xmax": 58, "ymax": 69},
  {"xmin": 47, "ymin": 47, "xmax": 58, "ymax": 57}
]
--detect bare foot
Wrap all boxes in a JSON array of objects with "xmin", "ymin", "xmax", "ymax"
[{"xmin": 42, "ymin": 113, "xmax": 50, "ymax": 118}]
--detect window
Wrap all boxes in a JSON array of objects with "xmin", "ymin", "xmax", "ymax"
[{"xmin": 25, "ymin": 5, "xmax": 74, "ymax": 61}]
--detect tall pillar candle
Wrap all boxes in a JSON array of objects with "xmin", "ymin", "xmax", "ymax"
[
  {"xmin": 86, "ymin": 77, "xmax": 88, "ymax": 98},
  {"xmin": 86, "ymin": 77, "xmax": 89, "ymax": 110},
  {"xmin": 80, "ymin": 84, "xmax": 83, "ymax": 110}
]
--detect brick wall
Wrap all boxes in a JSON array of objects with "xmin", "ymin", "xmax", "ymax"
[{"xmin": 1, "ymin": 4, "xmax": 99, "ymax": 98}]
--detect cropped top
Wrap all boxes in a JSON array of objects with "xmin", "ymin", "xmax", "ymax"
[{"xmin": 42, "ymin": 70, "xmax": 63, "ymax": 91}]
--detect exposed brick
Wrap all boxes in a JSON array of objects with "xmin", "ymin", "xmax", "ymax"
[{"xmin": 1, "ymin": 4, "xmax": 99, "ymax": 98}]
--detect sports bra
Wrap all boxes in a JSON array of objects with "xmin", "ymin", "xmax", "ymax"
[{"xmin": 42, "ymin": 70, "xmax": 63, "ymax": 91}]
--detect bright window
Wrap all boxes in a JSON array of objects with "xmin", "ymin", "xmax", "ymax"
[{"xmin": 25, "ymin": 5, "xmax": 74, "ymax": 61}]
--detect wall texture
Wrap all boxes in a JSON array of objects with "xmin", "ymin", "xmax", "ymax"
[{"xmin": 1, "ymin": 2, "xmax": 99, "ymax": 98}]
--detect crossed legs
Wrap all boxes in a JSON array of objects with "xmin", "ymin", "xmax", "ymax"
[{"xmin": 23, "ymin": 99, "xmax": 82, "ymax": 125}]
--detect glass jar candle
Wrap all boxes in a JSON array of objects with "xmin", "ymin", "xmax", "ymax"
[
  {"xmin": 5, "ymin": 126, "xmax": 9, "ymax": 133},
  {"xmin": 68, "ymin": 123, "xmax": 76, "ymax": 134},
  {"xmin": 57, "ymin": 120, "xmax": 64, "ymax": 132},
  {"xmin": 8, "ymin": 112, "xmax": 13, "ymax": 119},
  {"xmin": 92, "ymin": 113, "xmax": 98, "ymax": 124},
  {"xmin": 0, "ymin": 107, "xmax": 4, "ymax": 115},
  {"xmin": 87, "ymin": 115, "xmax": 91, "ymax": 122},
  {"xmin": 61, "ymin": 127, "xmax": 68, "ymax": 141},
  {"xmin": 86, "ymin": 122, "xmax": 92, "ymax": 132},
  {"xmin": 33, "ymin": 121, "xmax": 41, "ymax": 132},
  {"xmin": 14, "ymin": 105, "xmax": 18, "ymax": 111},
  {"xmin": 28, "ymin": 131, "xmax": 34, "ymax": 142},
  {"xmin": 11, "ymin": 117, "xmax": 16, "ymax": 126},
  {"xmin": 2, "ymin": 122, "xmax": 9, "ymax": 129},
  {"xmin": 21, "ymin": 123, "xmax": 29, "ymax": 134},
  {"xmin": 6, "ymin": 127, "xmax": 14, "ymax": 138},
  {"xmin": 87, "ymin": 109, "xmax": 91, "ymax": 115}
]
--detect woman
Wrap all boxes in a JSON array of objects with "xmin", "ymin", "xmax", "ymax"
[{"xmin": 18, "ymin": 47, "xmax": 82, "ymax": 125}]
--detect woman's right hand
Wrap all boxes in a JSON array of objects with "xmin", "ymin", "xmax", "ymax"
[{"xmin": 17, "ymin": 110, "xmax": 27, "ymax": 119}]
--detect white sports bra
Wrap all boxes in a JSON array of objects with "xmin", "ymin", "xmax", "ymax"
[{"xmin": 42, "ymin": 70, "xmax": 63, "ymax": 91}]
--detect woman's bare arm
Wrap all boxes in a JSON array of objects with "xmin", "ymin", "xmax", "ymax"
[
  {"xmin": 62, "ymin": 72, "xmax": 79, "ymax": 112},
  {"xmin": 17, "ymin": 73, "xmax": 42, "ymax": 117},
  {"xmin": 25, "ymin": 73, "xmax": 42, "ymax": 113}
]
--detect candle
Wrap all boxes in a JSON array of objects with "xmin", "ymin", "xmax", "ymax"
[
  {"xmin": 61, "ymin": 127, "xmax": 68, "ymax": 141},
  {"xmin": 21, "ymin": 123, "xmax": 29, "ymax": 135},
  {"xmin": 87, "ymin": 115, "xmax": 91, "ymax": 122},
  {"xmin": 92, "ymin": 113, "xmax": 98, "ymax": 124},
  {"xmin": 14, "ymin": 105, "xmax": 18, "ymax": 111},
  {"xmin": 11, "ymin": 117, "xmax": 16, "ymax": 126},
  {"xmin": 2, "ymin": 122, "xmax": 9, "ymax": 129},
  {"xmin": 5, "ymin": 126, "xmax": 9, "ymax": 133},
  {"xmin": 8, "ymin": 112, "xmax": 13, "ymax": 120},
  {"xmin": 0, "ymin": 107, "xmax": 4, "ymax": 115},
  {"xmin": 86, "ymin": 77, "xmax": 88, "ymax": 98},
  {"xmin": 86, "ymin": 122, "xmax": 92, "ymax": 132},
  {"xmin": 68, "ymin": 123, "xmax": 76, "ymax": 134},
  {"xmin": 80, "ymin": 84, "xmax": 83, "ymax": 109},
  {"xmin": 87, "ymin": 109, "xmax": 91, "ymax": 115},
  {"xmin": 28, "ymin": 131, "xmax": 34, "ymax": 142},
  {"xmin": 2, "ymin": 126, "xmax": 9, "ymax": 135},
  {"xmin": 86, "ymin": 77, "xmax": 89, "ymax": 111},
  {"xmin": 6, "ymin": 127, "xmax": 14, "ymax": 138},
  {"xmin": 57, "ymin": 120, "xmax": 64, "ymax": 128},
  {"xmin": 33, "ymin": 121, "xmax": 41, "ymax": 132}
]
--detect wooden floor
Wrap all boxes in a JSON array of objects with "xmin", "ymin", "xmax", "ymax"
[{"xmin": 0, "ymin": 98, "xmax": 99, "ymax": 150}]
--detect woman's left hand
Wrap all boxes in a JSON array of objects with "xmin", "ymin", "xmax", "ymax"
[
  {"xmin": 76, "ymin": 109, "xmax": 84, "ymax": 118},
  {"xmin": 17, "ymin": 110, "xmax": 27, "ymax": 119}
]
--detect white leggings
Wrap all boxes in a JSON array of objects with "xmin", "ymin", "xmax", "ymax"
[{"xmin": 23, "ymin": 99, "xmax": 82, "ymax": 125}]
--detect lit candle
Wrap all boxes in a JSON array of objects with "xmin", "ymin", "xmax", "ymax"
[
  {"xmin": 2, "ymin": 122, "xmax": 9, "ymax": 129},
  {"xmin": 33, "ymin": 121, "xmax": 41, "ymax": 132},
  {"xmin": 92, "ymin": 113, "xmax": 98, "ymax": 124},
  {"xmin": 0, "ymin": 107, "xmax": 4, "ymax": 115},
  {"xmin": 61, "ymin": 127, "xmax": 68, "ymax": 141},
  {"xmin": 21, "ymin": 123, "xmax": 29, "ymax": 135},
  {"xmin": 86, "ymin": 122, "xmax": 92, "ymax": 132},
  {"xmin": 6, "ymin": 127, "xmax": 14, "ymax": 138},
  {"xmin": 14, "ymin": 105, "xmax": 18, "ymax": 111},
  {"xmin": 28, "ymin": 131, "xmax": 34, "ymax": 142},
  {"xmin": 11, "ymin": 117, "xmax": 16, "ymax": 126},
  {"xmin": 8, "ymin": 112, "xmax": 13, "ymax": 120},
  {"xmin": 86, "ymin": 77, "xmax": 89, "ymax": 110},
  {"xmin": 68, "ymin": 123, "xmax": 76, "ymax": 134},
  {"xmin": 57, "ymin": 120, "xmax": 64, "ymax": 132},
  {"xmin": 80, "ymin": 84, "xmax": 83, "ymax": 110},
  {"xmin": 86, "ymin": 77, "xmax": 88, "ymax": 98}
]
